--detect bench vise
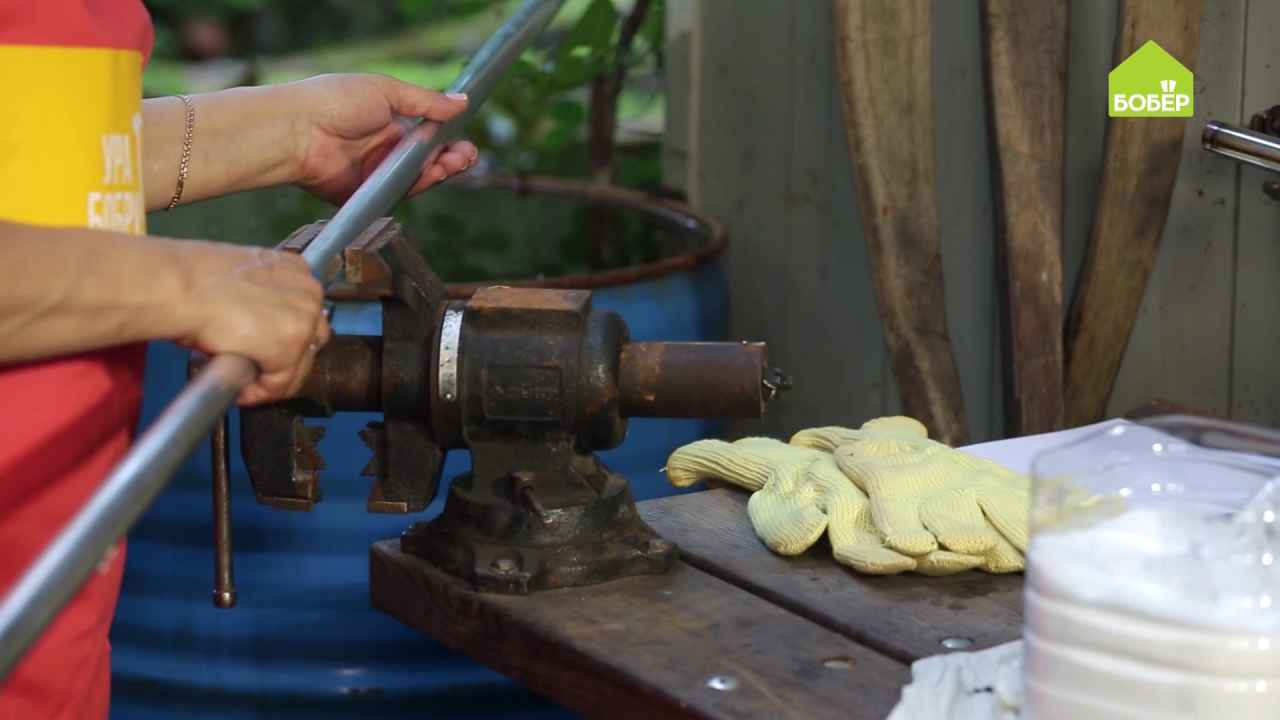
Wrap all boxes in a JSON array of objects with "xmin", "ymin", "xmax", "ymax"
[{"xmin": 201, "ymin": 219, "xmax": 788, "ymax": 605}]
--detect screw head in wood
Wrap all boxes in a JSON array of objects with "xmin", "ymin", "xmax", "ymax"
[{"xmin": 706, "ymin": 675, "xmax": 738, "ymax": 691}]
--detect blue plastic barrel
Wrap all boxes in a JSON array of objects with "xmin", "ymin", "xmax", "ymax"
[{"xmin": 110, "ymin": 178, "xmax": 729, "ymax": 719}]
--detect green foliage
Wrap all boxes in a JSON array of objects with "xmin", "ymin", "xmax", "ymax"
[
  {"xmin": 142, "ymin": 0, "xmax": 665, "ymax": 189},
  {"xmin": 553, "ymin": 0, "xmax": 619, "ymax": 88},
  {"xmin": 395, "ymin": 0, "xmax": 495, "ymax": 23},
  {"xmin": 640, "ymin": 0, "xmax": 664, "ymax": 57},
  {"xmin": 143, "ymin": 0, "xmax": 495, "ymax": 59},
  {"xmin": 145, "ymin": 0, "xmax": 266, "ymax": 20},
  {"xmin": 473, "ymin": 0, "xmax": 664, "ymax": 181}
]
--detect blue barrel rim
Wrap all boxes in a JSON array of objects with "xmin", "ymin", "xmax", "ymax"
[{"xmin": 432, "ymin": 174, "xmax": 728, "ymax": 298}]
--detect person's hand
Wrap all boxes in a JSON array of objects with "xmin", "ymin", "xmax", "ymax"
[
  {"xmin": 287, "ymin": 73, "xmax": 479, "ymax": 205},
  {"xmin": 174, "ymin": 242, "xmax": 331, "ymax": 407}
]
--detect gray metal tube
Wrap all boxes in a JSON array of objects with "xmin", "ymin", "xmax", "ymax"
[
  {"xmin": 1202, "ymin": 120, "xmax": 1280, "ymax": 175},
  {"xmin": 0, "ymin": 0, "xmax": 564, "ymax": 681}
]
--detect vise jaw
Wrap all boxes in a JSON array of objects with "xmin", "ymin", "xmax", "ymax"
[{"xmin": 239, "ymin": 218, "xmax": 447, "ymax": 513}]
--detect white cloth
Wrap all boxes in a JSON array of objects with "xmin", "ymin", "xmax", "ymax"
[
  {"xmin": 955, "ymin": 419, "xmax": 1128, "ymax": 475},
  {"xmin": 886, "ymin": 640, "xmax": 1024, "ymax": 720},
  {"xmin": 884, "ymin": 421, "xmax": 1127, "ymax": 720}
]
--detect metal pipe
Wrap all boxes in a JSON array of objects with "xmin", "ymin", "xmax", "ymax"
[
  {"xmin": 618, "ymin": 342, "xmax": 772, "ymax": 419},
  {"xmin": 1202, "ymin": 120, "xmax": 1280, "ymax": 174},
  {"xmin": 296, "ymin": 335, "xmax": 383, "ymax": 411},
  {"xmin": 0, "ymin": 0, "xmax": 564, "ymax": 681}
]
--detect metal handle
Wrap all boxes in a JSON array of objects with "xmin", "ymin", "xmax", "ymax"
[
  {"xmin": 212, "ymin": 413, "xmax": 236, "ymax": 609},
  {"xmin": 1202, "ymin": 120, "xmax": 1280, "ymax": 174},
  {"xmin": 0, "ymin": 0, "xmax": 565, "ymax": 681}
]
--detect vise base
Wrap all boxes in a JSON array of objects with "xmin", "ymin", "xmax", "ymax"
[{"xmin": 403, "ymin": 464, "xmax": 676, "ymax": 594}]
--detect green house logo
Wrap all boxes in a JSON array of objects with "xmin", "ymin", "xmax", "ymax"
[{"xmin": 1108, "ymin": 40, "xmax": 1193, "ymax": 117}]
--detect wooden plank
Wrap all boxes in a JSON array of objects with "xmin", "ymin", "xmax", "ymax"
[
  {"xmin": 933, "ymin": 0, "xmax": 1002, "ymax": 441},
  {"xmin": 1108, "ymin": 0, "xmax": 1243, "ymax": 419},
  {"xmin": 781, "ymin": 2, "xmax": 846, "ymax": 431},
  {"xmin": 1123, "ymin": 398, "xmax": 1221, "ymax": 420},
  {"xmin": 371, "ymin": 541, "xmax": 909, "ymax": 720},
  {"xmin": 1231, "ymin": 0, "xmax": 1280, "ymax": 425},
  {"xmin": 832, "ymin": 0, "xmax": 970, "ymax": 446},
  {"xmin": 980, "ymin": 0, "xmax": 1068, "ymax": 436},
  {"xmin": 813, "ymin": 1, "xmax": 901, "ymax": 430},
  {"xmin": 1063, "ymin": 0, "xmax": 1203, "ymax": 427},
  {"xmin": 1062, "ymin": 1, "xmax": 1119, "ymax": 311},
  {"xmin": 640, "ymin": 490, "xmax": 1024, "ymax": 664},
  {"xmin": 691, "ymin": 0, "xmax": 895, "ymax": 440}
]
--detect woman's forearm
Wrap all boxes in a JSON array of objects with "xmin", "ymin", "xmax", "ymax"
[
  {"xmin": 141, "ymin": 74, "xmax": 478, "ymax": 211},
  {"xmin": 0, "ymin": 219, "xmax": 331, "ymax": 405},
  {"xmin": 0, "ymin": 220, "xmax": 200, "ymax": 362},
  {"xmin": 142, "ymin": 84, "xmax": 301, "ymax": 211}
]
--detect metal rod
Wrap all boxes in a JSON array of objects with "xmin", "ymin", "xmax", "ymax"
[
  {"xmin": 1202, "ymin": 120, "xmax": 1280, "ymax": 174},
  {"xmin": 0, "ymin": 0, "xmax": 564, "ymax": 681},
  {"xmin": 618, "ymin": 342, "xmax": 772, "ymax": 418},
  {"xmin": 212, "ymin": 414, "xmax": 236, "ymax": 609}
]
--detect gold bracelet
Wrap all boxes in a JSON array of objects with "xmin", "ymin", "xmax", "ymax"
[{"xmin": 166, "ymin": 94, "xmax": 194, "ymax": 210}]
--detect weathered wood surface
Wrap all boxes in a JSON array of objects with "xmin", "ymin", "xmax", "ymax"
[
  {"xmin": 980, "ymin": 0, "xmax": 1068, "ymax": 436},
  {"xmin": 373, "ymin": 488, "xmax": 1028, "ymax": 718},
  {"xmin": 932, "ymin": 0, "xmax": 1003, "ymax": 443},
  {"xmin": 1123, "ymin": 398, "xmax": 1221, "ymax": 420},
  {"xmin": 679, "ymin": 0, "xmax": 1000, "ymax": 442},
  {"xmin": 687, "ymin": 0, "xmax": 897, "ymax": 444},
  {"xmin": 1107, "ymin": 0, "xmax": 1242, "ymax": 421},
  {"xmin": 676, "ymin": 1, "xmax": 1268, "ymax": 439},
  {"xmin": 371, "ymin": 540, "xmax": 909, "ymax": 720},
  {"xmin": 1232, "ymin": 0, "xmax": 1280, "ymax": 425},
  {"xmin": 832, "ymin": 0, "xmax": 970, "ymax": 446},
  {"xmin": 641, "ymin": 489, "xmax": 1024, "ymax": 663},
  {"xmin": 1064, "ymin": 0, "xmax": 1203, "ymax": 427}
]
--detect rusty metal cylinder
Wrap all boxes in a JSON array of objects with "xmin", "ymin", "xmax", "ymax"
[
  {"xmin": 617, "ymin": 341, "xmax": 768, "ymax": 418},
  {"xmin": 298, "ymin": 335, "xmax": 383, "ymax": 411}
]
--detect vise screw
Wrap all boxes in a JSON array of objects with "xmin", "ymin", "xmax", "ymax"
[{"xmin": 200, "ymin": 218, "xmax": 789, "ymax": 605}]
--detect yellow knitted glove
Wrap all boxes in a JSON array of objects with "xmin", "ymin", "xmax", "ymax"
[
  {"xmin": 790, "ymin": 415, "xmax": 933, "ymax": 451},
  {"xmin": 749, "ymin": 458, "xmax": 987, "ymax": 575},
  {"xmin": 665, "ymin": 436, "xmax": 986, "ymax": 575},
  {"xmin": 666, "ymin": 436, "xmax": 823, "ymax": 492},
  {"xmin": 746, "ymin": 457, "xmax": 916, "ymax": 574},
  {"xmin": 832, "ymin": 437, "xmax": 1029, "ymax": 573}
]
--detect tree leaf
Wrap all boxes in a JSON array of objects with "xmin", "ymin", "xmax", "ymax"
[
  {"xmin": 546, "ymin": 53, "xmax": 600, "ymax": 93},
  {"xmin": 641, "ymin": 0, "xmax": 665, "ymax": 54},
  {"xmin": 542, "ymin": 125, "xmax": 575, "ymax": 152},
  {"xmin": 549, "ymin": 98, "xmax": 586, "ymax": 129},
  {"xmin": 556, "ymin": 0, "xmax": 619, "ymax": 63}
]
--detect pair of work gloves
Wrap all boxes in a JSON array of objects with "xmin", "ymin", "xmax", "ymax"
[{"xmin": 665, "ymin": 417, "xmax": 1028, "ymax": 576}]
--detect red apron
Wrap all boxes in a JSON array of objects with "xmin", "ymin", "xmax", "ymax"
[{"xmin": 0, "ymin": 2, "xmax": 154, "ymax": 718}]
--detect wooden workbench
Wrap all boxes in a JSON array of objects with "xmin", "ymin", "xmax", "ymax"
[{"xmin": 370, "ymin": 488, "xmax": 1025, "ymax": 719}]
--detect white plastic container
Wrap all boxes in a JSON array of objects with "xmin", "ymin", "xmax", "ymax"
[{"xmin": 1025, "ymin": 419, "xmax": 1280, "ymax": 719}]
